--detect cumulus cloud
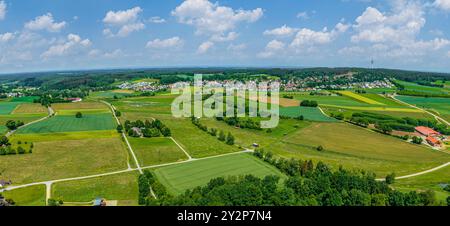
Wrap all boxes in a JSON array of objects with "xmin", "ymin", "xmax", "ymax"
[
  {"xmin": 89, "ymin": 49, "xmax": 123, "ymax": 59},
  {"xmin": 296, "ymin": 11, "xmax": 309, "ymax": 20},
  {"xmin": 197, "ymin": 41, "xmax": 214, "ymax": 54},
  {"xmin": 264, "ymin": 25, "xmax": 297, "ymax": 37},
  {"xmin": 103, "ymin": 7, "xmax": 145, "ymax": 37},
  {"xmin": 347, "ymin": 1, "xmax": 450, "ymax": 59},
  {"xmin": 258, "ymin": 40, "xmax": 285, "ymax": 58},
  {"xmin": 227, "ymin": 43, "xmax": 246, "ymax": 52},
  {"xmin": 433, "ymin": 0, "xmax": 450, "ymax": 11},
  {"xmin": 0, "ymin": 1, "xmax": 6, "ymax": 20},
  {"xmin": 41, "ymin": 34, "xmax": 91, "ymax": 58},
  {"xmin": 0, "ymin": 32, "xmax": 14, "ymax": 42},
  {"xmin": 172, "ymin": 0, "xmax": 263, "ymax": 37},
  {"xmin": 210, "ymin": 32, "xmax": 239, "ymax": 42},
  {"xmin": 290, "ymin": 23, "xmax": 349, "ymax": 49},
  {"xmin": 25, "ymin": 13, "xmax": 66, "ymax": 32},
  {"xmin": 146, "ymin": 37, "xmax": 184, "ymax": 49}
]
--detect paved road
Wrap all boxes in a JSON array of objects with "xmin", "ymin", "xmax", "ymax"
[{"xmin": 377, "ymin": 162, "xmax": 450, "ymax": 181}]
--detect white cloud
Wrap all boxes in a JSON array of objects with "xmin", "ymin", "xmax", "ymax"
[
  {"xmin": 0, "ymin": 1, "xmax": 6, "ymax": 20},
  {"xmin": 41, "ymin": 34, "xmax": 91, "ymax": 58},
  {"xmin": 258, "ymin": 40, "xmax": 285, "ymax": 58},
  {"xmin": 147, "ymin": 16, "xmax": 166, "ymax": 24},
  {"xmin": 264, "ymin": 25, "xmax": 297, "ymax": 37},
  {"xmin": 210, "ymin": 32, "xmax": 239, "ymax": 42},
  {"xmin": 25, "ymin": 13, "xmax": 66, "ymax": 32},
  {"xmin": 0, "ymin": 32, "xmax": 14, "ymax": 42},
  {"xmin": 172, "ymin": 0, "xmax": 263, "ymax": 36},
  {"xmin": 433, "ymin": 0, "xmax": 450, "ymax": 11},
  {"xmin": 296, "ymin": 12, "xmax": 309, "ymax": 20},
  {"xmin": 197, "ymin": 41, "xmax": 214, "ymax": 54},
  {"xmin": 103, "ymin": 7, "xmax": 145, "ymax": 37},
  {"xmin": 290, "ymin": 23, "xmax": 348, "ymax": 49},
  {"xmin": 146, "ymin": 37, "xmax": 184, "ymax": 49}
]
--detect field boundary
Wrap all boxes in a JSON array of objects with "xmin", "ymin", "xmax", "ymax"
[
  {"xmin": 392, "ymin": 95, "xmax": 450, "ymax": 126},
  {"xmin": 5, "ymin": 106, "xmax": 54, "ymax": 138}
]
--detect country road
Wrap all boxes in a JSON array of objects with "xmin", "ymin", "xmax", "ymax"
[{"xmin": 5, "ymin": 106, "xmax": 54, "ymax": 138}]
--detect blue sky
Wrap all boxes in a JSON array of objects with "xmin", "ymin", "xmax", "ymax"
[{"xmin": 0, "ymin": 0, "xmax": 450, "ymax": 73}]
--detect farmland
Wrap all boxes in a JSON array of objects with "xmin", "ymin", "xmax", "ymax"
[
  {"xmin": 338, "ymin": 91, "xmax": 384, "ymax": 105},
  {"xmin": 280, "ymin": 106, "xmax": 338, "ymax": 122},
  {"xmin": 396, "ymin": 95, "xmax": 450, "ymax": 122},
  {"xmin": 1, "ymin": 185, "xmax": 46, "ymax": 206},
  {"xmin": 153, "ymin": 153, "xmax": 286, "ymax": 195},
  {"xmin": 52, "ymin": 172, "xmax": 139, "ymax": 205},
  {"xmin": 16, "ymin": 114, "xmax": 116, "ymax": 134},
  {"xmin": 128, "ymin": 137, "xmax": 188, "ymax": 167}
]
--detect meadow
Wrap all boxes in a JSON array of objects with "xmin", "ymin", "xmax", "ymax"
[
  {"xmin": 12, "ymin": 103, "xmax": 48, "ymax": 114},
  {"xmin": 271, "ymin": 122, "xmax": 450, "ymax": 177},
  {"xmin": 393, "ymin": 165, "xmax": 450, "ymax": 203},
  {"xmin": 279, "ymin": 106, "xmax": 338, "ymax": 122},
  {"xmin": 395, "ymin": 80, "xmax": 449, "ymax": 95},
  {"xmin": 292, "ymin": 94, "xmax": 371, "ymax": 107},
  {"xmin": 17, "ymin": 113, "xmax": 116, "ymax": 134},
  {"xmin": 52, "ymin": 172, "xmax": 139, "ymax": 205},
  {"xmin": 0, "ymin": 102, "xmax": 22, "ymax": 114},
  {"xmin": 337, "ymin": 91, "xmax": 385, "ymax": 105},
  {"xmin": 128, "ymin": 137, "xmax": 188, "ymax": 167},
  {"xmin": 1, "ymin": 185, "xmax": 46, "ymax": 206},
  {"xmin": 1, "ymin": 136, "xmax": 128, "ymax": 184},
  {"xmin": 153, "ymin": 153, "xmax": 286, "ymax": 195}
]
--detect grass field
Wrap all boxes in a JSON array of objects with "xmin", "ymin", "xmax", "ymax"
[
  {"xmin": 1, "ymin": 185, "xmax": 46, "ymax": 206},
  {"xmin": 52, "ymin": 172, "xmax": 139, "ymax": 205},
  {"xmin": 279, "ymin": 106, "xmax": 338, "ymax": 122},
  {"xmin": 0, "ymin": 102, "xmax": 22, "ymax": 115},
  {"xmin": 0, "ymin": 125, "xmax": 7, "ymax": 134},
  {"xmin": 12, "ymin": 103, "xmax": 48, "ymax": 114},
  {"xmin": 52, "ymin": 101, "xmax": 109, "ymax": 111},
  {"xmin": 292, "ymin": 94, "xmax": 371, "ymax": 107},
  {"xmin": 128, "ymin": 137, "xmax": 188, "ymax": 167},
  {"xmin": 393, "ymin": 165, "xmax": 450, "ymax": 203},
  {"xmin": 322, "ymin": 106, "xmax": 434, "ymax": 120},
  {"xmin": 153, "ymin": 153, "xmax": 286, "ymax": 195},
  {"xmin": 90, "ymin": 91, "xmax": 134, "ymax": 99},
  {"xmin": 271, "ymin": 122, "xmax": 450, "ymax": 177},
  {"xmin": 337, "ymin": 91, "xmax": 385, "ymax": 105},
  {"xmin": 1, "ymin": 136, "xmax": 128, "ymax": 184},
  {"xmin": 396, "ymin": 95, "xmax": 450, "ymax": 122},
  {"xmin": 0, "ymin": 114, "xmax": 48, "ymax": 125},
  {"xmin": 17, "ymin": 113, "xmax": 116, "ymax": 134}
]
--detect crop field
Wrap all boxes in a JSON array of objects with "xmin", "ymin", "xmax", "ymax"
[
  {"xmin": 395, "ymin": 80, "xmax": 449, "ymax": 95},
  {"xmin": 12, "ymin": 103, "xmax": 48, "ymax": 114},
  {"xmin": 153, "ymin": 153, "xmax": 286, "ymax": 195},
  {"xmin": 293, "ymin": 94, "xmax": 371, "ymax": 107},
  {"xmin": 0, "ymin": 102, "xmax": 22, "ymax": 114},
  {"xmin": 112, "ymin": 95, "xmax": 176, "ymax": 115},
  {"xmin": 128, "ymin": 137, "xmax": 188, "ymax": 166},
  {"xmin": 396, "ymin": 95, "xmax": 450, "ymax": 121},
  {"xmin": 393, "ymin": 165, "xmax": 450, "ymax": 202},
  {"xmin": 271, "ymin": 122, "xmax": 450, "ymax": 177},
  {"xmin": 0, "ymin": 114, "xmax": 48, "ymax": 125},
  {"xmin": 10, "ymin": 96, "xmax": 40, "ymax": 103},
  {"xmin": 319, "ymin": 105, "xmax": 423, "ymax": 113},
  {"xmin": 1, "ymin": 136, "xmax": 128, "ymax": 184},
  {"xmin": 52, "ymin": 172, "xmax": 139, "ymax": 205},
  {"xmin": 17, "ymin": 113, "xmax": 116, "ymax": 134},
  {"xmin": 279, "ymin": 106, "xmax": 338, "ymax": 122},
  {"xmin": 322, "ymin": 106, "xmax": 434, "ymax": 120},
  {"xmin": 90, "ymin": 91, "xmax": 134, "ymax": 99},
  {"xmin": 1, "ymin": 185, "xmax": 46, "ymax": 206},
  {"xmin": 337, "ymin": 91, "xmax": 384, "ymax": 105},
  {"xmin": 52, "ymin": 101, "xmax": 109, "ymax": 111}
]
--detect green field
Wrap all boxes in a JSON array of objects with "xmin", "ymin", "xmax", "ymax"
[
  {"xmin": 128, "ymin": 137, "xmax": 188, "ymax": 167},
  {"xmin": 293, "ymin": 94, "xmax": 371, "ymax": 107},
  {"xmin": 1, "ymin": 136, "xmax": 128, "ymax": 184},
  {"xmin": 0, "ymin": 125, "xmax": 6, "ymax": 134},
  {"xmin": 395, "ymin": 80, "xmax": 449, "ymax": 95},
  {"xmin": 393, "ymin": 165, "xmax": 450, "ymax": 203},
  {"xmin": 52, "ymin": 172, "xmax": 139, "ymax": 205},
  {"xmin": 12, "ymin": 103, "xmax": 48, "ymax": 114},
  {"xmin": 338, "ymin": 91, "xmax": 384, "ymax": 105},
  {"xmin": 17, "ymin": 113, "xmax": 116, "ymax": 134},
  {"xmin": 1, "ymin": 185, "xmax": 46, "ymax": 206},
  {"xmin": 153, "ymin": 153, "xmax": 286, "ymax": 195},
  {"xmin": 0, "ymin": 102, "xmax": 22, "ymax": 115},
  {"xmin": 396, "ymin": 95, "xmax": 450, "ymax": 121},
  {"xmin": 270, "ymin": 122, "xmax": 450, "ymax": 177},
  {"xmin": 10, "ymin": 96, "xmax": 40, "ymax": 103},
  {"xmin": 280, "ymin": 106, "xmax": 338, "ymax": 122}
]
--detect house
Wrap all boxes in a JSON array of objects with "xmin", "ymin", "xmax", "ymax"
[
  {"xmin": 426, "ymin": 136, "xmax": 441, "ymax": 147},
  {"xmin": 415, "ymin": 126, "xmax": 440, "ymax": 137},
  {"xmin": 67, "ymin": 98, "xmax": 82, "ymax": 103}
]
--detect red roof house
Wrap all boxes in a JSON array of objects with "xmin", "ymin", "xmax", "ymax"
[
  {"xmin": 426, "ymin": 136, "xmax": 441, "ymax": 147},
  {"xmin": 415, "ymin": 126, "xmax": 440, "ymax": 137}
]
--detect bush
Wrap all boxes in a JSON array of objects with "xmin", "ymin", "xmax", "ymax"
[
  {"xmin": 75, "ymin": 112, "xmax": 83, "ymax": 118},
  {"xmin": 300, "ymin": 100, "xmax": 318, "ymax": 107},
  {"xmin": 316, "ymin": 145, "xmax": 324, "ymax": 152},
  {"xmin": 385, "ymin": 173, "xmax": 395, "ymax": 184}
]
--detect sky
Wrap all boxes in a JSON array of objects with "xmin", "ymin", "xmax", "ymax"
[{"xmin": 0, "ymin": 0, "xmax": 450, "ymax": 74}]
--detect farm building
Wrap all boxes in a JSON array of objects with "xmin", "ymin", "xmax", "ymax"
[
  {"xmin": 415, "ymin": 126, "xmax": 440, "ymax": 137},
  {"xmin": 426, "ymin": 136, "xmax": 441, "ymax": 147},
  {"xmin": 0, "ymin": 179, "xmax": 11, "ymax": 188}
]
